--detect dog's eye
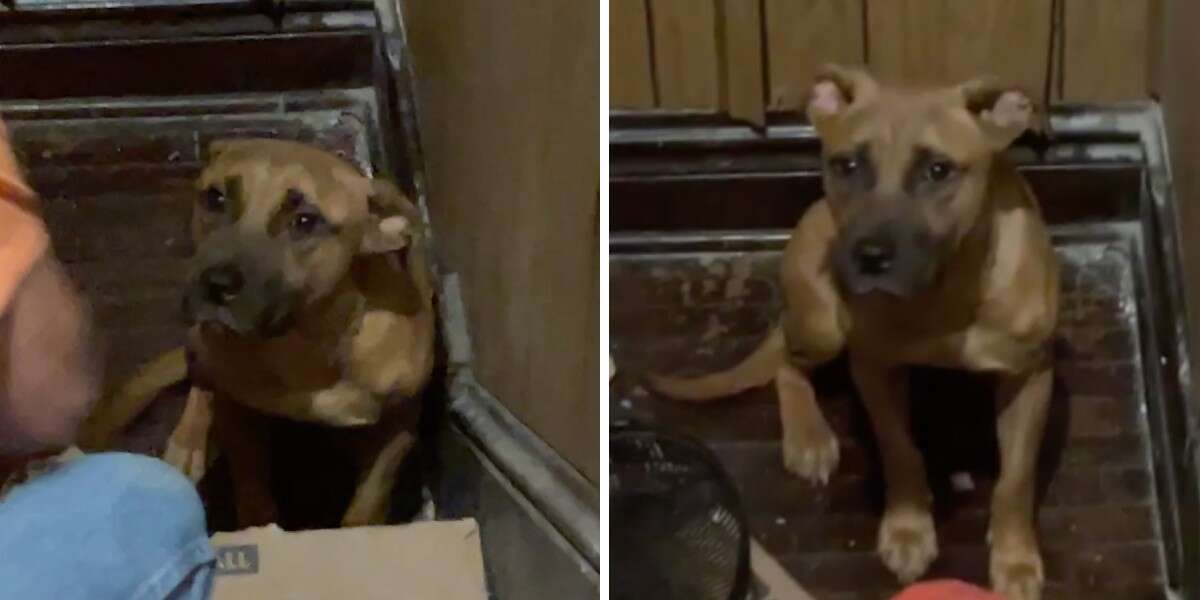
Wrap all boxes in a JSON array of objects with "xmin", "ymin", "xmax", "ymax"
[
  {"xmin": 290, "ymin": 211, "xmax": 325, "ymax": 235},
  {"xmin": 201, "ymin": 187, "xmax": 226, "ymax": 212},
  {"xmin": 829, "ymin": 156, "xmax": 860, "ymax": 177},
  {"xmin": 926, "ymin": 160, "xmax": 957, "ymax": 182}
]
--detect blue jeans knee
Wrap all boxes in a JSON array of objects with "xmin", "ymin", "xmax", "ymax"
[{"xmin": 0, "ymin": 451, "xmax": 215, "ymax": 600}]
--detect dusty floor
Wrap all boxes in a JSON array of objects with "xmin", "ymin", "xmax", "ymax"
[{"xmin": 611, "ymin": 230, "xmax": 1169, "ymax": 600}]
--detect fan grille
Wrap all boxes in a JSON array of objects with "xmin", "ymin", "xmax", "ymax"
[{"xmin": 611, "ymin": 429, "xmax": 751, "ymax": 600}]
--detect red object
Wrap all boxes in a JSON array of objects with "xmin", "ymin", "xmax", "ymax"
[{"xmin": 891, "ymin": 580, "xmax": 1003, "ymax": 600}]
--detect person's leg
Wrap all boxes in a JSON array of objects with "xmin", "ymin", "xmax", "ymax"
[{"xmin": 0, "ymin": 452, "xmax": 215, "ymax": 600}]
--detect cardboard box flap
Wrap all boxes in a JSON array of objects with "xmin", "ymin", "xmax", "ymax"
[{"xmin": 210, "ymin": 518, "xmax": 487, "ymax": 600}]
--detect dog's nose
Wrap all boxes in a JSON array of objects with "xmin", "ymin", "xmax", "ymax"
[
  {"xmin": 200, "ymin": 265, "xmax": 244, "ymax": 305},
  {"xmin": 853, "ymin": 238, "xmax": 895, "ymax": 275}
]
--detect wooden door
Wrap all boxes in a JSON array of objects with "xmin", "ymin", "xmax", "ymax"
[{"xmin": 610, "ymin": 0, "xmax": 1155, "ymax": 124}]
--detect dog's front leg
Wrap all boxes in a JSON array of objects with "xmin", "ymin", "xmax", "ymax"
[
  {"xmin": 163, "ymin": 386, "xmax": 215, "ymax": 483},
  {"xmin": 850, "ymin": 357, "xmax": 937, "ymax": 583},
  {"xmin": 989, "ymin": 365, "xmax": 1052, "ymax": 600},
  {"xmin": 213, "ymin": 396, "xmax": 279, "ymax": 528},
  {"xmin": 777, "ymin": 360, "xmax": 839, "ymax": 484},
  {"xmin": 341, "ymin": 430, "xmax": 416, "ymax": 527}
]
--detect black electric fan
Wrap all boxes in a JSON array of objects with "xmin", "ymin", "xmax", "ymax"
[{"xmin": 610, "ymin": 426, "xmax": 752, "ymax": 600}]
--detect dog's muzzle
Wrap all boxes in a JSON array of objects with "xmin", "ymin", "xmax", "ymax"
[
  {"xmin": 183, "ymin": 261, "xmax": 296, "ymax": 338},
  {"xmin": 850, "ymin": 236, "xmax": 896, "ymax": 276},
  {"xmin": 833, "ymin": 220, "xmax": 940, "ymax": 298},
  {"xmin": 199, "ymin": 264, "xmax": 245, "ymax": 306}
]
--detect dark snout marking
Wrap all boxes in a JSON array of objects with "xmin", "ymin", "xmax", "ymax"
[
  {"xmin": 824, "ymin": 143, "xmax": 876, "ymax": 193},
  {"xmin": 853, "ymin": 236, "xmax": 896, "ymax": 275},
  {"xmin": 903, "ymin": 146, "xmax": 964, "ymax": 199},
  {"xmin": 834, "ymin": 215, "xmax": 942, "ymax": 297},
  {"xmin": 200, "ymin": 263, "xmax": 245, "ymax": 305}
]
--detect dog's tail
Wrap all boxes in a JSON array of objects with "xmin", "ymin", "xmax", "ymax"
[
  {"xmin": 647, "ymin": 326, "xmax": 783, "ymax": 402},
  {"xmin": 77, "ymin": 347, "xmax": 188, "ymax": 450}
]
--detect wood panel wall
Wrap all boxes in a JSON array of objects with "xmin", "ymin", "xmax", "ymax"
[
  {"xmin": 401, "ymin": 0, "xmax": 600, "ymax": 482},
  {"xmin": 611, "ymin": 0, "xmax": 656, "ymax": 107},
  {"xmin": 866, "ymin": 0, "xmax": 1052, "ymax": 100},
  {"xmin": 764, "ymin": 0, "xmax": 863, "ymax": 112},
  {"xmin": 611, "ymin": 0, "xmax": 1154, "ymax": 120},
  {"xmin": 1061, "ymin": 0, "xmax": 1153, "ymax": 101},
  {"xmin": 1154, "ymin": 5, "xmax": 1200, "ymax": 591},
  {"xmin": 1157, "ymin": 0, "xmax": 1200, "ymax": 416}
]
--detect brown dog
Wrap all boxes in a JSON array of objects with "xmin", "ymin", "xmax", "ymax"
[
  {"xmin": 650, "ymin": 66, "xmax": 1058, "ymax": 600},
  {"xmin": 80, "ymin": 139, "xmax": 436, "ymax": 528}
]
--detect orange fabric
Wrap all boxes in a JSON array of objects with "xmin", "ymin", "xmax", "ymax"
[
  {"xmin": 0, "ymin": 117, "xmax": 47, "ymax": 315},
  {"xmin": 891, "ymin": 580, "xmax": 1003, "ymax": 600},
  {"xmin": 0, "ymin": 119, "xmax": 34, "ymax": 211}
]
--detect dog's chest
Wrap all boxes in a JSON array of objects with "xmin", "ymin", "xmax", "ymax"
[
  {"xmin": 260, "ymin": 334, "xmax": 344, "ymax": 388},
  {"xmin": 846, "ymin": 300, "xmax": 1043, "ymax": 373}
]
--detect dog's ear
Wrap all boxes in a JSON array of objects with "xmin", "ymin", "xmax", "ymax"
[
  {"xmin": 960, "ymin": 79, "xmax": 1036, "ymax": 150},
  {"xmin": 360, "ymin": 179, "xmax": 421, "ymax": 255},
  {"xmin": 361, "ymin": 212, "xmax": 410, "ymax": 254},
  {"xmin": 805, "ymin": 64, "xmax": 877, "ymax": 133}
]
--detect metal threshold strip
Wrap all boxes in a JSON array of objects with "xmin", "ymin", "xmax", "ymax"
[{"xmin": 437, "ymin": 273, "xmax": 601, "ymax": 572}]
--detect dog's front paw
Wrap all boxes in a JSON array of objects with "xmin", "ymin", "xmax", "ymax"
[
  {"xmin": 164, "ymin": 438, "xmax": 208, "ymax": 484},
  {"xmin": 237, "ymin": 499, "xmax": 280, "ymax": 529},
  {"xmin": 163, "ymin": 388, "xmax": 214, "ymax": 483},
  {"xmin": 313, "ymin": 383, "xmax": 381, "ymax": 426},
  {"xmin": 781, "ymin": 418, "xmax": 839, "ymax": 485},
  {"xmin": 341, "ymin": 496, "xmax": 389, "ymax": 528},
  {"xmin": 877, "ymin": 507, "xmax": 938, "ymax": 583},
  {"xmin": 990, "ymin": 544, "xmax": 1043, "ymax": 600}
]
